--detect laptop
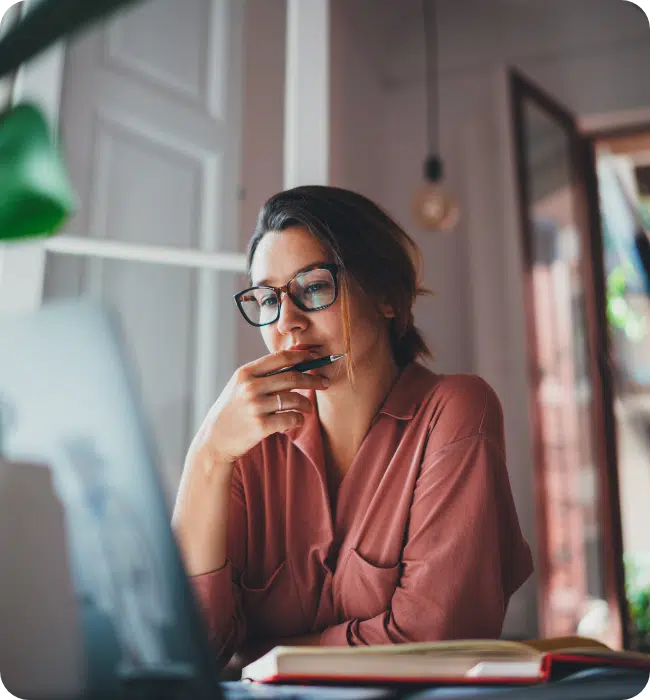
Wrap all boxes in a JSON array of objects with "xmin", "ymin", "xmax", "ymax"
[{"xmin": 0, "ymin": 299, "xmax": 395, "ymax": 700}]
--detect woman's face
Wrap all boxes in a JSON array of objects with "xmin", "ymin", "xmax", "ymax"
[{"xmin": 249, "ymin": 226, "xmax": 393, "ymax": 381}]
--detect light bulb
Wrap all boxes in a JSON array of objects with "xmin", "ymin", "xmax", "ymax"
[
  {"xmin": 412, "ymin": 181, "xmax": 460, "ymax": 231},
  {"xmin": 412, "ymin": 155, "xmax": 460, "ymax": 232}
]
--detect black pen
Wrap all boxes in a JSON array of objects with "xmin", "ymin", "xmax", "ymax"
[{"xmin": 266, "ymin": 353, "xmax": 346, "ymax": 376}]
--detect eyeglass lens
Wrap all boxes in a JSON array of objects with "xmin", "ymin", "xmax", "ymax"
[{"xmin": 239, "ymin": 268, "xmax": 336, "ymax": 325}]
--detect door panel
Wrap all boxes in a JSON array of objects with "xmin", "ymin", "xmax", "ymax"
[
  {"xmin": 56, "ymin": 0, "xmax": 235, "ymax": 251},
  {"xmin": 43, "ymin": 0, "xmax": 244, "ymax": 504},
  {"xmin": 511, "ymin": 69, "xmax": 627, "ymax": 647}
]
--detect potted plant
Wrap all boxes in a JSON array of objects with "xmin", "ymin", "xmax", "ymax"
[{"xmin": 625, "ymin": 553, "xmax": 650, "ymax": 652}]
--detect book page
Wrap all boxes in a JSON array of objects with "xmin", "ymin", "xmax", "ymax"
[
  {"xmin": 272, "ymin": 639, "xmax": 540, "ymax": 660},
  {"xmin": 467, "ymin": 661, "xmax": 542, "ymax": 678},
  {"xmin": 523, "ymin": 636, "xmax": 611, "ymax": 654}
]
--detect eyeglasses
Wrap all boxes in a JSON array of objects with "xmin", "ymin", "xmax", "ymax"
[{"xmin": 234, "ymin": 263, "xmax": 339, "ymax": 327}]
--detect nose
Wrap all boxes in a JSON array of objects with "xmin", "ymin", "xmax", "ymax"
[{"xmin": 276, "ymin": 290, "xmax": 308, "ymax": 335}]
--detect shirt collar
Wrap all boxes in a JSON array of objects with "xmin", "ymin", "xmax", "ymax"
[
  {"xmin": 376, "ymin": 361, "xmax": 437, "ymax": 420},
  {"xmin": 289, "ymin": 361, "xmax": 437, "ymax": 460}
]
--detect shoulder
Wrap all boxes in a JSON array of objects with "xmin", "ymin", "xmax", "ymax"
[
  {"xmin": 420, "ymin": 371, "xmax": 505, "ymax": 453},
  {"xmin": 426, "ymin": 372, "xmax": 502, "ymax": 421}
]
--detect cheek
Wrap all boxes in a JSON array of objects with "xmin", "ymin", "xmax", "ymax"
[
  {"xmin": 347, "ymin": 293, "xmax": 377, "ymax": 328},
  {"xmin": 260, "ymin": 327, "xmax": 279, "ymax": 352},
  {"xmin": 321, "ymin": 304, "xmax": 344, "ymax": 335},
  {"xmin": 347, "ymin": 299, "xmax": 386, "ymax": 347}
]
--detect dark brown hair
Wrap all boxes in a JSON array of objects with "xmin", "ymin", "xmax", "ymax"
[{"xmin": 247, "ymin": 185, "xmax": 432, "ymax": 370}]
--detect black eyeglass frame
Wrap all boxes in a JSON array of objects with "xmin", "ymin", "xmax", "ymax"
[{"xmin": 234, "ymin": 263, "xmax": 340, "ymax": 327}]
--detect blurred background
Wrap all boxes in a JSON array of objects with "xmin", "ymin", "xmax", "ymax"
[{"xmin": 1, "ymin": 0, "xmax": 649, "ymax": 652}]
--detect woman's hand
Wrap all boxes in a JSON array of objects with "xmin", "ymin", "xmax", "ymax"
[
  {"xmin": 187, "ymin": 349, "xmax": 329, "ymax": 475},
  {"xmin": 173, "ymin": 349, "xmax": 329, "ymax": 575}
]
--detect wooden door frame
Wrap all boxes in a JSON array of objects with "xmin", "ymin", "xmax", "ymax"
[{"xmin": 509, "ymin": 67, "xmax": 629, "ymax": 648}]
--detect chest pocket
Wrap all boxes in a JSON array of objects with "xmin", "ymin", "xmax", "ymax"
[
  {"xmin": 336, "ymin": 548, "xmax": 401, "ymax": 621},
  {"xmin": 240, "ymin": 559, "xmax": 308, "ymax": 638}
]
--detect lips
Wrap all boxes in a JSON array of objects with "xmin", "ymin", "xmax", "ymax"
[{"xmin": 288, "ymin": 344, "xmax": 322, "ymax": 355}]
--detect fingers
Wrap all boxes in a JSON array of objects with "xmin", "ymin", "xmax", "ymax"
[
  {"xmin": 216, "ymin": 350, "xmax": 330, "ymax": 449},
  {"xmin": 258, "ymin": 390, "xmax": 313, "ymax": 417},
  {"xmin": 238, "ymin": 351, "xmax": 329, "ymax": 397},
  {"xmin": 263, "ymin": 370, "xmax": 330, "ymax": 396},
  {"xmin": 264, "ymin": 410, "xmax": 305, "ymax": 435},
  {"xmin": 247, "ymin": 349, "xmax": 315, "ymax": 377}
]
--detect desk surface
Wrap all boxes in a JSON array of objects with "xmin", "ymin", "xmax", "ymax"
[{"xmin": 220, "ymin": 668, "xmax": 649, "ymax": 700}]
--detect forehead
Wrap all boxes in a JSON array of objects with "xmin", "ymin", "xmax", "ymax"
[{"xmin": 251, "ymin": 226, "xmax": 333, "ymax": 285}]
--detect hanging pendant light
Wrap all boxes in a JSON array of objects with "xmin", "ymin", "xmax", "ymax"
[
  {"xmin": 412, "ymin": 0, "xmax": 459, "ymax": 232},
  {"xmin": 0, "ymin": 103, "xmax": 76, "ymax": 241}
]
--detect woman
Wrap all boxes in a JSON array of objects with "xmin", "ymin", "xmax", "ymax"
[{"xmin": 172, "ymin": 186, "xmax": 533, "ymax": 667}]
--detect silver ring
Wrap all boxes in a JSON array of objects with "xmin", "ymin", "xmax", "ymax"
[{"xmin": 276, "ymin": 394, "xmax": 283, "ymax": 412}]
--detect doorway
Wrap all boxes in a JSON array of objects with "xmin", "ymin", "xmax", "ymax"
[
  {"xmin": 591, "ymin": 127, "xmax": 650, "ymax": 653},
  {"xmin": 510, "ymin": 68, "xmax": 630, "ymax": 649}
]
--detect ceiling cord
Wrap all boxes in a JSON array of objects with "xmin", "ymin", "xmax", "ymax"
[{"xmin": 422, "ymin": 0, "xmax": 439, "ymax": 157}]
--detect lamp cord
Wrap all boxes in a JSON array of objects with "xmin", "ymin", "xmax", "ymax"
[
  {"xmin": 422, "ymin": 0, "xmax": 439, "ymax": 157},
  {"xmin": 0, "ymin": 2, "xmax": 21, "ymax": 111},
  {"xmin": 0, "ymin": 0, "xmax": 144, "ymax": 80}
]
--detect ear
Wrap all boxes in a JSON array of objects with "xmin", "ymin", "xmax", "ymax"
[{"xmin": 379, "ymin": 303, "xmax": 396, "ymax": 319}]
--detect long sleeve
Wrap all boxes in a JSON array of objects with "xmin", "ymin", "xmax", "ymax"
[
  {"xmin": 320, "ymin": 432, "xmax": 533, "ymax": 646},
  {"xmin": 187, "ymin": 464, "xmax": 247, "ymax": 665},
  {"xmin": 182, "ymin": 366, "xmax": 533, "ymax": 656}
]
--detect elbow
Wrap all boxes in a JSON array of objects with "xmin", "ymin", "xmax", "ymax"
[{"xmin": 389, "ymin": 598, "xmax": 505, "ymax": 643}]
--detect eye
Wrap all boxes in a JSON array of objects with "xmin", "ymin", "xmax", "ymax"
[
  {"xmin": 260, "ymin": 294, "xmax": 278, "ymax": 308},
  {"xmin": 305, "ymin": 282, "xmax": 329, "ymax": 293}
]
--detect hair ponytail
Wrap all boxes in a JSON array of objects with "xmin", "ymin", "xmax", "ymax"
[{"xmin": 391, "ymin": 312, "xmax": 432, "ymax": 367}]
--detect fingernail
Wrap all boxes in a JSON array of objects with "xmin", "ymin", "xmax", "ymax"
[{"xmin": 321, "ymin": 378, "xmax": 330, "ymax": 387}]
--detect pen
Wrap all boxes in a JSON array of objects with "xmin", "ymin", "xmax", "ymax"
[{"xmin": 266, "ymin": 354, "xmax": 346, "ymax": 376}]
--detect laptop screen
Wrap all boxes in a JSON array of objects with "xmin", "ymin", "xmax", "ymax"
[{"xmin": 0, "ymin": 299, "xmax": 222, "ymax": 699}]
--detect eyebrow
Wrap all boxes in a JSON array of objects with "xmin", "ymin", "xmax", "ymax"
[{"xmin": 253, "ymin": 261, "xmax": 329, "ymax": 287}]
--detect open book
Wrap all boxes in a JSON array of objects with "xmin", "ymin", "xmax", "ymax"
[{"xmin": 242, "ymin": 636, "xmax": 650, "ymax": 685}]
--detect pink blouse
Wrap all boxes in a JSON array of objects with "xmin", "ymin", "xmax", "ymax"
[{"xmin": 190, "ymin": 363, "xmax": 533, "ymax": 665}]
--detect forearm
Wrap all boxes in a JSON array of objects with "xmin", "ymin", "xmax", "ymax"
[
  {"xmin": 172, "ymin": 446, "xmax": 234, "ymax": 576},
  {"xmin": 319, "ymin": 584, "xmax": 505, "ymax": 648}
]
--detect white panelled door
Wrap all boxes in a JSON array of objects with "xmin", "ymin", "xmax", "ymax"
[{"xmin": 40, "ymin": 0, "xmax": 245, "ymax": 504}]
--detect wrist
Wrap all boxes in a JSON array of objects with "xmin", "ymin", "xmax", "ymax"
[{"xmin": 191, "ymin": 443, "xmax": 235, "ymax": 481}]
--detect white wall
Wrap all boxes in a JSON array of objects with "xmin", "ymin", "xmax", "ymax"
[
  {"xmin": 329, "ymin": 1, "xmax": 386, "ymax": 202},
  {"xmin": 236, "ymin": 0, "xmax": 287, "ymax": 365}
]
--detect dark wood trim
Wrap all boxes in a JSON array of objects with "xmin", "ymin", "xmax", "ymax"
[
  {"xmin": 584, "ymin": 122, "xmax": 650, "ymax": 144},
  {"xmin": 509, "ymin": 67, "xmax": 628, "ymax": 648},
  {"xmin": 509, "ymin": 68, "xmax": 552, "ymax": 637},
  {"xmin": 591, "ymin": 130, "xmax": 650, "ymax": 156},
  {"xmin": 579, "ymin": 136, "xmax": 630, "ymax": 649},
  {"xmin": 510, "ymin": 68, "xmax": 577, "ymax": 132}
]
